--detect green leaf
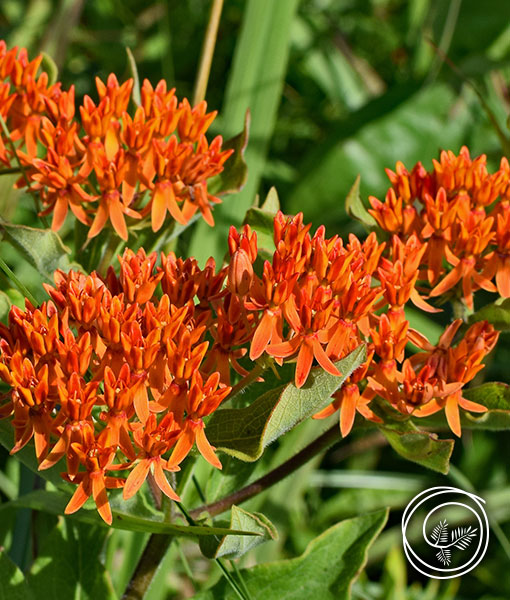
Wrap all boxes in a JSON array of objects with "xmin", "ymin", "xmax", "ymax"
[
  {"xmin": 0, "ymin": 550, "xmax": 34, "ymax": 600},
  {"xmin": 195, "ymin": 509, "xmax": 388, "ymax": 600},
  {"xmin": 188, "ymin": 0, "xmax": 299, "ymax": 265},
  {"xmin": 468, "ymin": 298, "xmax": 510, "ymax": 331},
  {"xmin": 199, "ymin": 505, "xmax": 278, "ymax": 559},
  {"xmin": 260, "ymin": 186, "xmax": 280, "ymax": 213},
  {"xmin": 0, "ymin": 489, "xmax": 263, "ymax": 538},
  {"xmin": 0, "ymin": 291, "xmax": 10, "ymax": 323},
  {"xmin": 0, "ymin": 217, "xmax": 74, "ymax": 281},
  {"xmin": 206, "ymin": 345, "xmax": 366, "ymax": 462},
  {"xmin": 345, "ymin": 174, "xmax": 378, "ymax": 230},
  {"xmin": 125, "ymin": 47, "xmax": 141, "ymax": 107},
  {"xmin": 242, "ymin": 204, "xmax": 276, "ymax": 261},
  {"xmin": 378, "ymin": 419, "xmax": 454, "ymax": 474},
  {"xmin": 209, "ymin": 110, "xmax": 250, "ymax": 196},
  {"xmin": 408, "ymin": 383, "xmax": 510, "ymax": 431},
  {"xmin": 27, "ymin": 521, "xmax": 116, "ymax": 600},
  {"xmin": 40, "ymin": 52, "xmax": 58, "ymax": 86}
]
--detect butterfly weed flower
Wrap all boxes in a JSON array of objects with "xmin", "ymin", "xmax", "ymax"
[
  {"xmin": 0, "ymin": 248, "xmax": 236, "ymax": 523},
  {"xmin": 0, "ymin": 41, "xmax": 234, "ymax": 239}
]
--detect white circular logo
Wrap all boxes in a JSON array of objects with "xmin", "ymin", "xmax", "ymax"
[{"xmin": 401, "ymin": 486, "xmax": 489, "ymax": 579}]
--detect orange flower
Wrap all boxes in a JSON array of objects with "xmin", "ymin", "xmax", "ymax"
[
  {"xmin": 64, "ymin": 432, "xmax": 124, "ymax": 526},
  {"xmin": 123, "ymin": 413, "xmax": 181, "ymax": 501},
  {"xmin": 313, "ymin": 353, "xmax": 380, "ymax": 437},
  {"xmin": 411, "ymin": 321, "xmax": 498, "ymax": 436}
]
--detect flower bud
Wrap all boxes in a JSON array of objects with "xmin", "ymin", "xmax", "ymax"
[{"xmin": 227, "ymin": 249, "xmax": 253, "ymax": 296}]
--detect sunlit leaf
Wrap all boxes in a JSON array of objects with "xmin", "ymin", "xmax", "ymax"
[{"xmin": 206, "ymin": 345, "xmax": 366, "ymax": 461}]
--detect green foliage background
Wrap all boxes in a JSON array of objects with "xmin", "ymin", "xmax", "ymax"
[{"xmin": 1, "ymin": 0, "xmax": 510, "ymax": 598}]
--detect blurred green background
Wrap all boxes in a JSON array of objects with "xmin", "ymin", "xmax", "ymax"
[{"xmin": 1, "ymin": 1, "xmax": 510, "ymax": 598}]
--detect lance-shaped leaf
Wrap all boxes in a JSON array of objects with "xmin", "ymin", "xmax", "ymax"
[
  {"xmin": 345, "ymin": 174, "xmax": 378, "ymax": 230},
  {"xmin": 0, "ymin": 489, "xmax": 264, "ymax": 538},
  {"xmin": 0, "ymin": 216, "xmax": 75, "ymax": 281},
  {"xmin": 195, "ymin": 508, "xmax": 388, "ymax": 600},
  {"xmin": 206, "ymin": 345, "xmax": 366, "ymax": 462},
  {"xmin": 377, "ymin": 419, "xmax": 454, "ymax": 474},
  {"xmin": 209, "ymin": 110, "xmax": 250, "ymax": 196},
  {"xmin": 199, "ymin": 505, "xmax": 278, "ymax": 559}
]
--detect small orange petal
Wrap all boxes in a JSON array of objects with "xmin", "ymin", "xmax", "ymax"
[
  {"xmin": 65, "ymin": 479, "xmax": 90, "ymax": 515},
  {"xmin": 445, "ymin": 395, "xmax": 461, "ymax": 437},
  {"xmin": 123, "ymin": 459, "xmax": 151, "ymax": 500},
  {"xmin": 195, "ymin": 426, "xmax": 222, "ymax": 469},
  {"xmin": 153, "ymin": 460, "xmax": 180, "ymax": 501}
]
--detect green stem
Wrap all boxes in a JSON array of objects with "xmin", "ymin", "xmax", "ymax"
[
  {"xmin": 120, "ymin": 426, "xmax": 384, "ymax": 600},
  {"xmin": 121, "ymin": 533, "xmax": 173, "ymax": 600},
  {"xmin": 0, "ymin": 167, "xmax": 21, "ymax": 175},
  {"xmin": 0, "ymin": 256, "xmax": 38, "ymax": 306},
  {"xmin": 190, "ymin": 423, "xmax": 343, "ymax": 519},
  {"xmin": 96, "ymin": 233, "xmax": 121, "ymax": 277},
  {"xmin": 192, "ymin": 0, "xmax": 225, "ymax": 105},
  {"xmin": 175, "ymin": 502, "xmax": 248, "ymax": 600},
  {"xmin": 227, "ymin": 358, "xmax": 271, "ymax": 401}
]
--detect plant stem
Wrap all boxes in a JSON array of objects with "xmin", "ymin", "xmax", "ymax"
[
  {"xmin": 174, "ymin": 502, "xmax": 248, "ymax": 600},
  {"xmin": 227, "ymin": 359, "xmax": 270, "ymax": 401},
  {"xmin": 123, "ymin": 426, "xmax": 381, "ymax": 598},
  {"xmin": 121, "ymin": 533, "xmax": 173, "ymax": 600},
  {"xmin": 190, "ymin": 423, "xmax": 343, "ymax": 519},
  {"xmin": 192, "ymin": 0, "xmax": 224, "ymax": 105},
  {"xmin": 97, "ymin": 233, "xmax": 120, "ymax": 277}
]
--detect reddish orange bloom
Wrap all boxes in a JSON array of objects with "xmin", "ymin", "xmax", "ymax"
[
  {"xmin": 0, "ymin": 41, "xmax": 234, "ymax": 237},
  {"xmin": 168, "ymin": 371, "xmax": 230, "ymax": 470},
  {"xmin": 411, "ymin": 321, "xmax": 498, "ymax": 436},
  {"xmin": 64, "ymin": 433, "xmax": 124, "ymax": 526},
  {"xmin": 124, "ymin": 414, "xmax": 181, "ymax": 501},
  {"xmin": 314, "ymin": 353, "xmax": 380, "ymax": 437}
]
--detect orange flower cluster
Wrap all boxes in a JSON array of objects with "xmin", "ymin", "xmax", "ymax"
[
  {"xmin": 368, "ymin": 146, "xmax": 510, "ymax": 309},
  {"xmin": 0, "ymin": 207, "xmax": 501, "ymax": 523},
  {"xmin": 225, "ymin": 211, "xmax": 498, "ymax": 438},
  {"xmin": 0, "ymin": 248, "xmax": 236, "ymax": 523},
  {"xmin": 0, "ymin": 41, "xmax": 233, "ymax": 240}
]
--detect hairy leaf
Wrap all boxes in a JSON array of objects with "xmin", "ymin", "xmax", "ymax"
[
  {"xmin": 345, "ymin": 174, "xmax": 377, "ymax": 230},
  {"xmin": 0, "ymin": 217, "xmax": 74, "ymax": 281},
  {"xmin": 27, "ymin": 521, "xmax": 115, "ymax": 600},
  {"xmin": 469, "ymin": 298, "xmax": 510, "ymax": 330},
  {"xmin": 206, "ymin": 345, "xmax": 366, "ymax": 461},
  {"xmin": 209, "ymin": 111, "xmax": 250, "ymax": 196}
]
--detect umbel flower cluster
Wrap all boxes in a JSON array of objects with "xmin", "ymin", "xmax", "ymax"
[
  {"xmin": 0, "ymin": 41, "xmax": 506, "ymax": 526},
  {"xmin": 0, "ymin": 41, "xmax": 232, "ymax": 240},
  {"xmin": 0, "ymin": 203, "xmax": 501, "ymax": 524}
]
